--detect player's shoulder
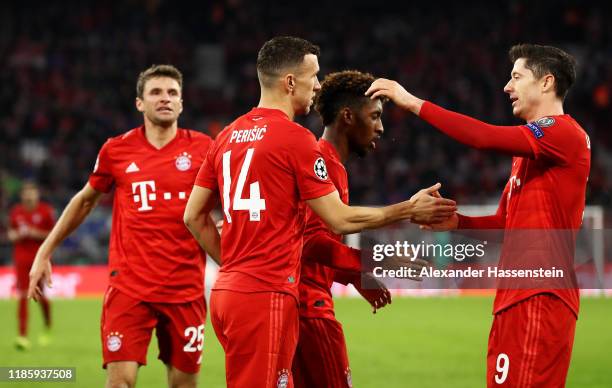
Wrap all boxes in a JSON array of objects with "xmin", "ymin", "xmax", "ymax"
[
  {"xmin": 39, "ymin": 201, "xmax": 54, "ymax": 211},
  {"xmin": 555, "ymin": 115, "xmax": 587, "ymax": 134},
  {"xmin": 38, "ymin": 202, "xmax": 55, "ymax": 216},
  {"xmin": 280, "ymin": 121, "xmax": 317, "ymax": 145},
  {"xmin": 525, "ymin": 115, "xmax": 586, "ymax": 142},
  {"xmin": 102, "ymin": 127, "xmax": 142, "ymax": 150},
  {"xmin": 531, "ymin": 115, "xmax": 583, "ymax": 133},
  {"xmin": 8, "ymin": 203, "xmax": 23, "ymax": 217},
  {"xmin": 179, "ymin": 128, "xmax": 213, "ymax": 146}
]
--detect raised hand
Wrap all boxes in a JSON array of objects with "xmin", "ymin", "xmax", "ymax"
[
  {"xmin": 408, "ymin": 183, "xmax": 457, "ymax": 225},
  {"xmin": 365, "ymin": 78, "xmax": 424, "ymax": 114}
]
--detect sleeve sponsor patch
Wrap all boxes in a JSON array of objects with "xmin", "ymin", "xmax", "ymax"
[{"xmin": 525, "ymin": 122, "xmax": 544, "ymax": 139}]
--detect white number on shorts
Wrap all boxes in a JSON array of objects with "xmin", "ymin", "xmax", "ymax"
[
  {"xmin": 222, "ymin": 149, "xmax": 266, "ymax": 223},
  {"xmin": 494, "ymin": 353, "xmax": 509, "ymax": 384},
  {"xmin": 183, "ymin": 324, "xmax": 204, "ymax": 353}
]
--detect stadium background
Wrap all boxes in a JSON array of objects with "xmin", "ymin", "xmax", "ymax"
[{"xmin": 0, "ymin": 0, "xmax": 611, "ymax": 387}]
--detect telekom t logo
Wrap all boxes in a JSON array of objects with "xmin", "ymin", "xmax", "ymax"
[
  {"xmin": 131, "ymin": 180, "xmax": 187, "ymax": 211},
  {"xmin": 132, "ymin": 180, "xmax": 156, "ymax": 211}
]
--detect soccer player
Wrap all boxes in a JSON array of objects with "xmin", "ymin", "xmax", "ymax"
[
  {"xmin": 366, "ymin": 44, "xmax": 590, "ymax": 387},
  {"xmin": 184, "ymin": 36, "xmax": 456, "ymax": 388},
  {"xmin": 28, "ymin": 65, "xmax": 216, "ymax": 388},
  {"xmin": 291, "ymin": 70, "xmax": 393, "ymax": 388},
  {"xmin": 7, "ymin": 181, "xmax": 54, "ymax": 350}
]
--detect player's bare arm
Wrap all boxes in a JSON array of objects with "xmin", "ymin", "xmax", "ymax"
[
  {"xmin": 28, "ymin": 183, "xmax": 103, "ymax": 301},
  {"xmin": 306, "ymin": 183, "xmax": 456, "ymax": 234},
  {"xmin": 183, "ymin": 185, "xmax": 222, "ymax": 265}
]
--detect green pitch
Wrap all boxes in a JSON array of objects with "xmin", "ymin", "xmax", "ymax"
[{"xmin": 0, "ymin": 296, "xmax": 610, "ymax": 387}]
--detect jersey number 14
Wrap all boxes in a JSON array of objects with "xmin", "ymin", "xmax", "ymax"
[{"xmin": 222, "ymin": 148, "xmax": 266, "ymax": 223}]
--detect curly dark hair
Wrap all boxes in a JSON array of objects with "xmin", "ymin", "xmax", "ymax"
[
  {"xmin": 509, "ymin": 44, "xmax": 576, "ymax": 99},
  {"xmin": 314, "ymin": 70, "xmax": 380, "ymax": 126},
  {"xmin": 257, "ymin": 36, "xmax": 320, "ymax": 88}
]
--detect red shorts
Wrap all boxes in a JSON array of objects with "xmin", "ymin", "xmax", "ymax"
[
  {"xmin": 293, "ymin": 317, "xmax": 351, "ymax": 388},
  {"xmin": 487, "ymin": 293, "xmax": 576, "ymax": 387},
  {"xmin": 100, "ymin": 286, "xmax": 206, "ymax": 374},
  {"xmin": 210, "ymin": 290, "xmax": 298, "ymax": 388}
]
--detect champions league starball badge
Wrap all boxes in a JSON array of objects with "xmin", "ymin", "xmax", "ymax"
[
  {"xmin": 175, "ymin": 152, "xmax": 192, "ymax": 171},
  {"xmin": 314, "ymin": 157, "xmax": 328, "ymax": 180}
]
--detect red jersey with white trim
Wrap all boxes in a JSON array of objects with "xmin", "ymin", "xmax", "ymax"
[
  {"xmin": 494, "ymin": 114, "xmax": 590, "ymax": 316},
  {"xmin": 89, "ymin": 126, "xmax": 212, "ymax": 303},
  {"xmin": 195, "ymin": 107, "xmax": 336, "ymax": 300},
  {"xmin": 299, "ymin": 139, "xmax": 349, "ymax": 319},
  {"xmin": 9, "ymin": 202, "xmax": 55, "ymax": 264}
]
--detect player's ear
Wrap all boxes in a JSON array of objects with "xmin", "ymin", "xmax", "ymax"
[
  {"xmin": 541, "ymin": 74, "xmax": 555, "ymax": 94},
  {"xmin": 135, "ymin": 97, "xmax": 144, "ymax": 113},
  {"xmin": 284, "ymin": 74, "xmax": 296, "ymax": 95},
  {"xmin": 341, "ymin": 107, "xmax": 354, "ymax": 125}
]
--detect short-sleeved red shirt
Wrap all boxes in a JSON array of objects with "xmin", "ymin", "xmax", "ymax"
[
  {"xmin": 9, "ymin": 202, "xmax": 55, "ymax": 264},
  {"xmin": 195, "ymin": 108, "xmax": 336, "ymax": 300},
  {"xmin": 89, "ymin": 126, "xmax": 212, "ymax": 303},
  {"xmin": 299, "ymin": 139, "xmax": 349, "ymax": 319}
]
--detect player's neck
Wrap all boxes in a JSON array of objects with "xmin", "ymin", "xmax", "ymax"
[
  {"xmin": 258, "ymin": 92, "xmax": 295, "ymax": 121},
  {"xmin": 143, "ymin": 122, "xmax": 178, "ymax": 149},
  {"xmin": 321, "ymin": 127, "xmax": 349, "ymax": 163},
  {"xmin": 23, "ymin": 202, "xmax": 37, "ymax": 211},
  {"xmin": 525, "ymin": 99, "xmax": 564, "ymax": 122}
]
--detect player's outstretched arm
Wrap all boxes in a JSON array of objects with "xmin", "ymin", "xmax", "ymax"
[
  {"xmin": 306, "ymin": 183, "xmax": 456, "ymax": 235},
  {"xmin": 29, "ymin": 182, "xmax": 103, "ymax": 301},
  {"xmin": 302, "ymin": 232, "xmax": 361, "ymax": 272},
  {"xmin": 423, "ymin": 185, "xmax": 509, "ymax": 232},
  {"xmin": 366, "ymin": 79, "xmax": 533, "ymax": 157},
  {"xmin": 183, "ymin": 185, "xmax": 221, "ymax": 265}
]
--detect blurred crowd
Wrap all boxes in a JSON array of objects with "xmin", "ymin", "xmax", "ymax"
[{"xmin": 1, "ymin": 0, "xmax": 611, "ymax": 263}]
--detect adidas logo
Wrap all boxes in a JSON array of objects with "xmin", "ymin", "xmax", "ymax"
[{"xmin": 125, "ymin": 162, "xmax": 140, "ymax": 173}]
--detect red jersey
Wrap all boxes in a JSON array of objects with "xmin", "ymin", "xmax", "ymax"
[
  {"xmin": 89, "ymin": 126, "xmax": 212, "ymax": 303},
  {"xmin": 299, "ymin": 139, "xmax": 350, "ymax": 319},
  {"xmin": 9, "ymin": 202, "xmax": 55, "ymax": 263},
  {"xmin": 195, "ymin": 107, "xmax": 336, "ymax": 300}
]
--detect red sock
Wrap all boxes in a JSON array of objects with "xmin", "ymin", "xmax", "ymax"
[
  {"xmin": 18, "ymin": 296, "xmax": 28, "ymax": 336},
  {"xmin": 39, "ymin": 297, "xmax": 51, "ymax": 328}
]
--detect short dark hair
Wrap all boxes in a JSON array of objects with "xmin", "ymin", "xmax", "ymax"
[
  {"xmin": 136, "ymin": 64, "xmax": 183, "ymax": 98},
  {"xmin": 256, "ymin": 36, "xmax": 320, "ymax": 88},
  {"xmin": 509, "ymin": 44, "xmax": 576, "ymax": 99},
  {"xmin": 315, "ymin": 70, "xmax": 381, "ymax": 126},
  {"xmin": 20, "ymin": 180, "xmax": 38, "ymax": 192}
]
